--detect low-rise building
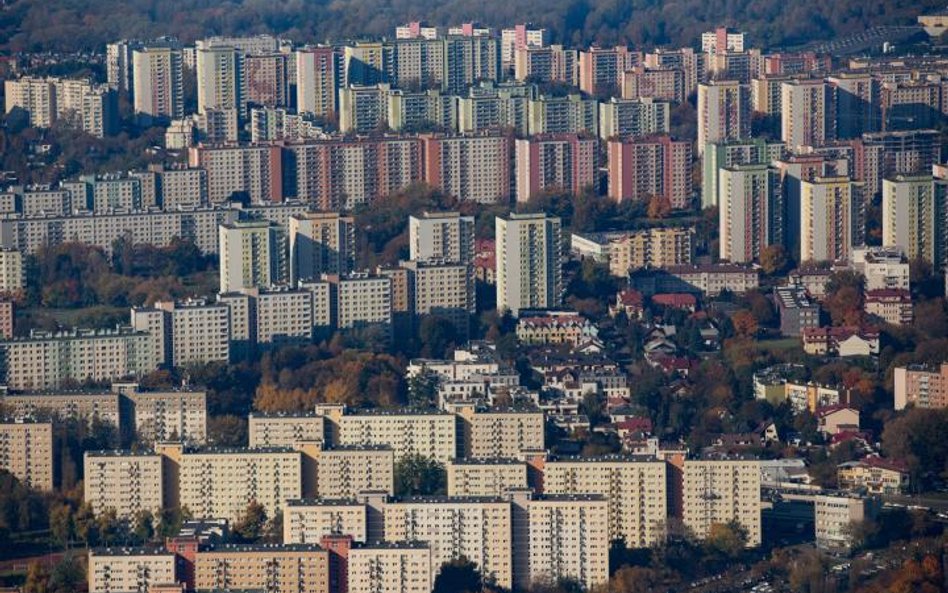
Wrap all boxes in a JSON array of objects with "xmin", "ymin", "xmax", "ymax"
[
  {"xmin": 516, "ymin": 312, "xmax": 598, "ymax": 347},
  {"xmin": 775, "ymin": 286, "xmax": 821, "ymax": 337},
  {"xmin": 816, "ymin": 406, "xmax": 860, "ymax": 435},
  {"xmin": 838, "ymin": 457, "xmax": 909, "ymax": 495},
  {"xmin": 864, "ymin": 289, "xmax": 913, "ymax": 325},
  {"xmin": 802, "ymin": 326, "xmax": 880, "ymax": 357},
  {"xmin": 814, "ymin": 495, "xmax": 881, "ymax": 551}
]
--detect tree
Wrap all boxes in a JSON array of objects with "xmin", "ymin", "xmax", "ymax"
[
  {"xmin": 207, "ymin": 415, "xmax": 248, "ymax": 447},
  {"xmin": 647, "ymin": 195, "xmax": 672, "ymax": 219},
  {"xmin": 419, "ymin": 315, "xmax": 459, "ymax": 359},
  {"xmin": 731, "ymin": 310, "xmax": 759, "ymax": 338},
  {"xmin": 49, "ymin": 504, "xmax": 74, "ymax": 548},
  {"xmin": 394, "ymin": 454, "xmax": 446, "ymax": 496},
  {"xmin": 760, "ymin": 244, "xmax": 789, "ymax": 275},
  {"xmin": 233, "ymin": 502, "xmax": 268, "ymax": 542},
  {"xmin": 47, "ymin": 554, "xmax": 85, "ymax": 593},
  {"xmin": 73, "ymin": 503, "xmax": 97, "ymax": 547},
  {"xmin": 23, "ymin": 561, "xmax": 49, "ymax": 593},
  {"xmin": 132, "ymin": 510, "xmax": 154, "ymax": 544},
  {"xmin": 704, "ymin": 520, "xmax": 748, "ymax": 559},
  {"xmin": 433, "ymin": 557, "xmax": 482, "ymax": 593}
]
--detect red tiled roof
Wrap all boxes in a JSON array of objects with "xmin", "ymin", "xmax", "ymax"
[
  {"xmin": 617, "ymin": 289, "xmax": 644, "ymax": 307},
  {"xmin": 652, "ymin": 293, "xmax": 697, "ymax": 308},
  {"xmin": 865, "ymin": 288, "xmax": 911, "ymax": 302}
]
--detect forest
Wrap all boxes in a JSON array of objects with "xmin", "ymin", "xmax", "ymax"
[{"xmin": 0, "ymin": 0, "xmax": 940, "ymax": 53}]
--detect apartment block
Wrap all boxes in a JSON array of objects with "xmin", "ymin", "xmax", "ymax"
[
  {"xmin": 332, "ymin": 410, "xmax": 457, "ymax": 462},
  {"xmin": 607, "ymin": 136, "xmax": 693, "ymax": 208},
  {"xmin": 384, "ymin": 495, "xmax": 513, "ymax": 588},
  {"xmin": 196, "ymin": 43, "xmax": 243, "ymax": 116},
  {"xmin": 88, "ymin": 548, "xmax": 176, "ymax": 593},
  {"xmin": 408, "ymin": 211, "xmax": 475, "ymax": 265},
  {"xmin": 814, "ymin": 495, "xmax": 880, "ymax": 551},
  {"xmin": 347, "ymin": 542, "xmax": 432, "ymax": 593},
  {"xmin": 194, "ymin": 544, "xmax": 329, "ymax": 593},
  {"xmin": 310, "ymin": 445, "xmax": 395, "ymax": 499},
  {"xmin": 289, "ymin": 212, "xmax": 356, "ymax": 283},
  {"xmin": 514, "ymin": 135, "xmax": 597, "ymax": 202},
  {"xmin": 697, "ymin": 80, "xmax": 751, "ymax": 155},
  {"xmin": 446, "ymin": 459, "xmax": 529, "ymax": 496},
  {"xmin": 701, "ymin": 139, "xmax": 785, "ymax": 208},
  {"xmin": 837, "ymin": 457, "xmax": 908, "ymax": 495},
  {"xmin": 515, "ymin": 493, "xmax": 610, "ymax": 591},
  {"xmin": 864, "ymin": 288, "xmax": 913, "ymax": 325},
  {"xmin": 570, "ymin": 228, "xmax": 695, "ymax": 276},
  {"xmin": 155, "ymin": 166, "xmax": 208, "ymax": 208},
  {"xmin": 495, "ymin": 213, "xmax": 563, "ymax": 317},
  {"xmin": 0, "ymin": 248, "xmax": 24, "ymax": 295},
  {"xmin": 4, "ymin": 76, "xmax": 118, "ymax": 137},
  {"xmin": 800, "ymin": 176, "xmax": 865, "ymax": 263},
  {"xmin": 421, "ymin": 134, "xmax": 511, "ymax": 204},
  {"xmin": 175, "ymin": 446, "xmax": 302, "ymax": 523},
  {"xmin": 543, "ymin": 456, "xmax": 668, "ymax": 547},
  {"xmin": 243, "ymin": 52, "xmax": 290, "ymax": 108},
  {"xmin": 579, "ymin": 45, "xmax": 638, "ymax": 95},
  {"xmin": 828, "ymin": 73, "xmax": 881, "ymax": 139},
  {"xmin": 0, "ymin": 327, "xmax": 159, "ymax": 390},
  {"xmin": 285, "ymin": 138, "xmax": 423, "ymax": 210},
  {"xmin": 455, "ymin": 405, "xmax": 545, "ymax": 459},
  {"xmin": 527, "ymin": 94, "xmax": 598, "ymax": 135},
  {"xmin": 284, "ymin": 499, "xmax": 368, "ymax": 544},
  {"xmin": 249, "ymin": 412, "xmax": 326, "ymax": 447},
  {"xmin": 325, "ymin": 273, "xmax": 393, "ymax": 332},
  {"xmin": 391, "ymin": 38, "xmax": 446, "ymax": 89},
  {"xmin": 125, "ymin": 389, "xmax": 207, "ymax": 445},
  {"xmin": 680, "ymin": 459, "xmax": 762, "ymax": 547},
  {"xmin": 781, "ymin": 79, "xmax": 836, "ymax": 149},
  {"xmin": 0, "ymin": 421, "xmax": 53, "ymax": 490},
  {"xmin": 514, "ymin": 45, "xmax": 578, "ymax": 86},
  {"xmin": 1, "ymin": 391, "xmax": 121, "ymax": 431},
  {"xmin": 401, "ymin": 259, "xmax": 472, "ymax": 335},
  {"xmin": 598, "ymin": 97, "xmax": 671, "ymax": 140},
  {"xmin": 718, "ymin": 163, "xmax": 782, "ymax": 263},
  {"xmin": 296, "ymin": 46, "xmax": 337, "ymax": 117},
  {"xmin": 189, "ymin": 145, "xmax": 283, "ymax": 204},
  {"xmin": 775, "ymin": 286, "xmax": 821, "ymax": 337},
  {"xmin": 629, "ymin": 263, "xmax": 759, "ymax": 296},
  {"xmin": 501, "ymin": 24, "xmax": 550, "ymax": 69},
  {"xmin": 620, "ymin": 65, "xmax": 685, "ymax": 103},
  {"xmin": 84, "ymin": 451, "xmax": 163, "ymax": 519},
  {"xmin": 894, "ymin": 363, "xmax": 948, "ymax": 410},
  {"xmin": 132, "ymin": 45, "xmax": 184, "ymax": 124},
  {"xmin": 850, "ymin": 247, "xmax": 910, "ymax": 291},
  {"xmin": 882, "ymin": 175, "xmax": 948, "ymax": 268},
  {"xmin": 131, "ymin": 298, "xmax": 230, "ymax": 367},
  {"xmin": 252, "ymin": 286, "xmax": 319, "ymax": 347},
  {"xmin": 218, "ymin": 220, "xmax": 288, "ymax": 292}
]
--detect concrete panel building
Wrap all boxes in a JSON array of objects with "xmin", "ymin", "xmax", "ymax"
[{"xmin": 0, "ymin": 421, "xmax": 53, "ymax": 490}]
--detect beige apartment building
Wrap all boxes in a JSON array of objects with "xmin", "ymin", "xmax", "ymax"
[
  {"xmin": 194, "ymin": 544, "xmax": 329, "ymax": 593},
  {"xmin": 681, "ymin": 459, "xmax": 762, "ymax": 546},
  {"xmin": 88, "ymin": 548, "xmax": 176, "ymax": 593},
  {"xmin": 1, "ymin": 391, "xmax": 122, "ymax": 430},
  {"xmin": 84, "ymin": 451, "xmax": 163, "ymax": 520},
  {"xmin": 543, "ymin": 456, "xmax": 668, "ymax": 548},
  {"xmin": 814, "ymin": 494, "xmax": 880, "ymax": 551},
  {"xmin": 0, "ymin": 248, "xmax": 24, "ymax": 294},
  {"xmin": 447, "ymin": 459, "xmax": 529, "ymax": 496},
  {"xmin": 126, "ymin": 389, "xmax": 207, "ymax": 444},
  {"xmin": 174, "ymin": 446, "xmax": 301, "ymax": 523},
  {"xmin": 284, "ymin": 499, "xmax": 368, "ymax": 544},
  {"xmin": 0, "ymin": 421, "xmax": 53, "ymax": 490},
  {"xmin": 347, "ymin": 542, "xmax": 432, "ymax": 593},
  {"xmin": 249, "ymin": 412, "xmax": 326, "ymax": 447},
  {"xmin": 308, "ymin": 444, "xmax": 395, "ymax": 499},
  {"xmin": 455, "ymin": 406, "xmax": 545, "ymax": 459},
  {"xmin": 288, "ymin": 212, "xmax": 356, "ymax": 283},
  {"xmin": 384, "ymin": 495, "xmax": 514, "ymax": 589},
  {"xmin": 518, "ymin": 493, "xmax": 610, "ymax": 591},
  {"xmin": 331, "ymin": 409, "xmax": 457, "ymax": 462}
]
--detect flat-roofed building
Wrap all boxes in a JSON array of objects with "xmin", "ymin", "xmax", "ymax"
[
  {"xmin": 333, "ymin": 410, "xmax": 457, "ymax": 462},
  {"xmin": 84, "ymin": 450, "xmax": 163, "ymax": 520},
  {"xmin": 383, "ymin": 495, "xmax": 513, "ymax": 589},
  {"xmin": 0, "ymin": 391, "xmax": 121, "ymax": 430},
  {"xmin": 681, "ymin": 458, "xmax": 761, "ymax": 547},
  {"xmin": 88, "ymin": 548, "xmax": 176, "ymax": 593},
  {"xmin": 311, "ymin": 445, "xmax": 395, "ymax": 499},
  {"xmin": 0, "ymin": 421, "xmax": 53, "ymax": 490},
  {"xmin": 249, "ymin": 412, "xmax": 326, "ymax": 447},
  {"xmin": 815, "ymin": 495, "xmax": 881, "ymax": 551},
  {"xmin": 347, "ymin": 542, "xmax": 432, "ymax": 593},
  {"xmin": 176, "ymin": 446, "xmax": 301, "ymax": 523},
  {"xmin": 284, "ymin": 499, "xmax": 368, "ymax": 544},
  {"xmin": 544, "ymin": 456, "xmax": 667, "ymax": 548},
  {"xmin": 894, "ymin": 363, "xmax": 948, "ymax": 410},
  {"xmin": 126, "ymin": 389, "xmax": 207, "ymax": 445},
  {"xmin": 446, "ymin": 458, "xmax": 529, "ymax": 496},
  {"xmin": 455, "ymin": 405, "xmax": 545, "ymax": 459},
  {"xmin": 194, "ymin": 543, "xmax": 329, "ymax": 593},
  {"xmin": 516, "ymin": 493, "xmax": 610, "ymax": 591}
]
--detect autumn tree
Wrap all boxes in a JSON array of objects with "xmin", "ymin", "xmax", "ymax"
[
  {"xmin": 704, "ymin": 520, "xmax": 748, "ymax": 559},
  {"xmin": 647, "ymin": 195, "xmax": 673, "ymax": 219},
  {"xmin": 233, "ymin": 502, "xmax": 268, "ymax": 542},
  {"xmin": 394, "ymin": 454, "xmax": 446, "ymax": 496},
  {"xmin": 730, "ymin": 310, "xmax": 759, "ymax": 338}
]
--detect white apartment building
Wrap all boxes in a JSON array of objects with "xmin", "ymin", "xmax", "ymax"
[
  {"xmin": 455, "ymin": 406, "xmax": 545, "ymax": 459},
  {"xmin": 883, "ymin": 175, "xmax": 947, "ymax": 268},
  {"xmin": 196, "ymin": 43, "xmax": 243, "ymax": 115},
  {"xmin": 1, "ymin": 391, "xmax": 122, "ymax": 430},
  {"xmin": 850, "ymin": 247, "xmax": 910, "ymax": 291},
  {"xmin": 132, "ymin": 46, "xmax": 184, "ymax": 123},
  {"xmin": 84, "ymin": 451, "xmax": 163, "ymax": 519},
  {"xmin": 325, "ymin": 273, "xmax": 392, "ymax": 332},
  {"xmin": 289, "ymin": 212, "xmax": 356, "ymax": 283},
  {"xmin": 544, "ymin": 456, "xmax": 668, "ymax": 548},
  {"xmin": 249, "ymin": 413, "xmax": 326, "ymax": 447},
  {"xmin": 0, "ymin": 421, "xmax": 54, "ymax": 490},
  {"xmin": 681, "ymin": 459, "xmax": 762, "ymax": 547},
  {"xmin": 218, "ymin": 220, "xmax": 288, "ymax": 293},
  {"xmin": 496, "ymin": 213, "xmax": 563, "ymax": 317},
  {"xmin": 329, "ymin": 409, "xmax": 457, "ymax": 462},
  {"xmin": 697, "ymin": 81, "xmax": 751, "ymax": 155},
  {"xmin": 718, "ymin": 163, "xmax": 780, "ymax": 263},
  {"xmin": 781, "ymin": 79, "xmax": 835, "ymax": 149},
  {"xmin": 408, "ymin": 211, "xmax": 475, "ymax": 265}
]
